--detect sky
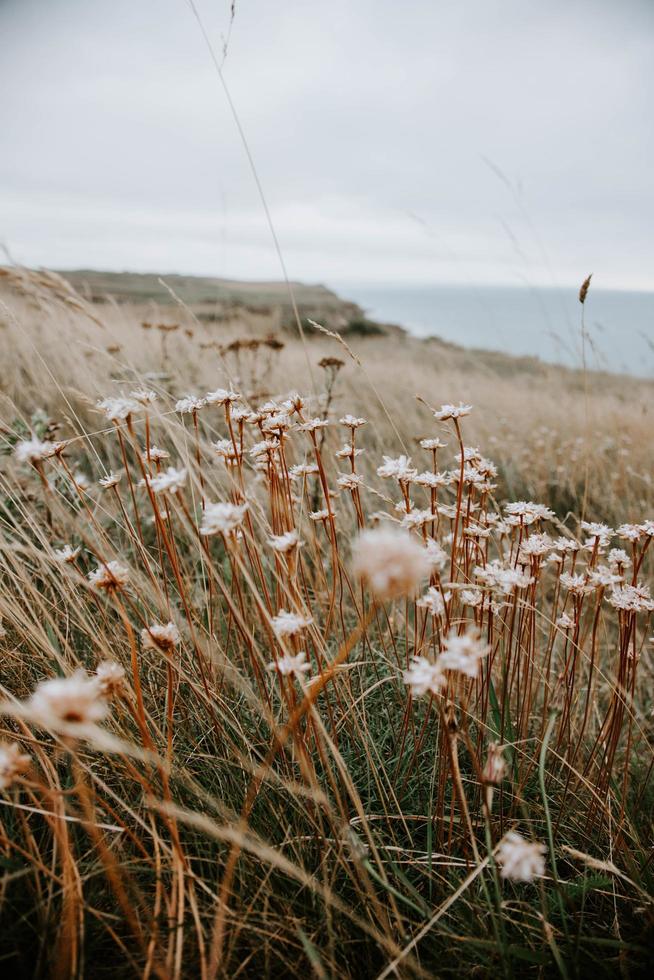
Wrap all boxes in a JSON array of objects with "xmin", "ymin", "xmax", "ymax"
[{"xmin": 1, "ymin": 0, "xmax": 653, "ymax": 291}]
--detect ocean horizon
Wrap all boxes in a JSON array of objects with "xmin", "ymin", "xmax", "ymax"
[{"xmin": 331, "ymin": 282, "xmax": 654, "ymax": 378}]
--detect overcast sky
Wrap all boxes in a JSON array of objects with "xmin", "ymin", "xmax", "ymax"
[{"xmin": 2, "ymin": 0, "xmax": 653, "ymax": 290}]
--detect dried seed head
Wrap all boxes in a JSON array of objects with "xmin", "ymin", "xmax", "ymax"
[{"xmin": 352, "ymin": 527, "xmax": 431, "ymax": 600}]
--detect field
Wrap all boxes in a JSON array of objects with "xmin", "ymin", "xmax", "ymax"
[{"xmin": 0, "ymin": 266, "xmax": 652, "ymax": 978}]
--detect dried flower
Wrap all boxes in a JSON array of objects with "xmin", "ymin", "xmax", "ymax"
[
  {"xmin": 200, "ymin": 502, "xmax": 249, "ymax": 537},
  {"xmin": 269, "ymin": 530, "xmax": 302, "ymax": 553},
  {"xmin": 0, "ymin": 741, "xmax": 30, "ymax": 789},
  {"xmin": 99, "ymin": 471, "xmax": 122, "ymax": 490},
  {"xmin": 377, "ymin": 455, "xmax": 417, "ymax": 483},
  {"xmin": 433, "ymin": 403, "xmax": 473, "ymax": 422},
  {"xmin": 147, "ymin": 466, "xmax": 187, "ymax": 495},
  {"xmin": 97, "ymin": 396, "xmax": 139, "ymax": 421},
  {"xmin": 54, "ymin": 544, "xmax": 81, "ymax": 563},
  {"xmin": 482, "ymin": 742, "xmax": 507, "ymax": 784},
  {"xmin": 497, "ymin": 831, "xmax": 546, "ymax": 882},
  {"xmin": 352, "ymin": 527, "xmax": 431, "ymax": 600},
  {"xmin": 403, "ymin": 656, "xmax": 445, "ymax": 697},
  {"xmin": 175, "ymin": 395, "xmax": 205, "ymax": 414},
  {"xmin": 439, "ymin": 627, "xmax": 490, "ymax": 678},
  {"xmin": 267, "ymin": 651, "xmax": 311, "ymax": 677},
  {"xmin": 28, "ymin": 670, "xmax": 108, "ymax": 728},
  {"xmin": 141, "ymin": 621, "xmax": 181, "ymax": 651},
  {"xmin": 205, "ymin": 388, "xmax": 240, "ymax": 406},
  {"xmin": 88, "ymin": 561, "xmax": 130, "ymax": 591},
  {"xmin": 95, "ymin": 661, "xmax": 126, "ymax": 698},
  {"xmin": 271, "ymin": 610, "xmax": 313, "ymax": 639}
]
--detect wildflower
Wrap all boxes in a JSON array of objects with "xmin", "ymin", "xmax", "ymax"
[
  {"xmin": 560, "ymin": 572, "xmax": 593, "ymax": 596},
  {"xmin": 27, "ymin": 670, "xmax": 108, "ymax": 728},
  {"xmin": 608, "ymin": 548, "xmax": 631, "ymax": 570},
  {"xmin": 518, "ymin": 533, "xmax": 553, "ymax": 559},
  {"xmin": 267, "ymin": 651, "xmax": 311, "ymax": 677},
  {"xmin": 269, "ymin": 530, "xmax": 302, "ymax": 553},
  {"xmin": 556, "ymin": 612, "xmax": 575, "ymax": 630},
  {"xmin": 340, "ymin": 415, "xmax": 367, "ymax": 428},
  {"xmin": 147, "ymin": 466, "xmax": 187, "ymax": 495},
  {"xmin": 14, "ymin": 437, "xmax": 61, "ymax": 464},
  {"xmin": 607, "ymin": 582, "xmax": 654, "ymax": 613},
  {"xmin": 97, "ymin": 396, "xmax": 139, "ymax": 421},
  {"xmin": 143, "ymin": 446, "xmax": 170, "ymax": 463},
  {"xmin": 417, "ymin": 587, "xmax": 450, "ymax": 617},
  {"xmin": 425, "ymin": 538, "xmax": 448, "ymax": 571},
  {"xmin": 0, "ymin": 741, "xmax": 30, "ymax": 789},
  {"xmin": 414, "ymin": 471, "xmax": 448, "ymax": 488},
  {"xmin": 271, "ymin": 610, "xmax": 313, "ymax": 639},
  {"xmin": 581, "ymin": 521, "xmax": 613, "ymax": 548},
  {"xmin": 95, "ymin": 661, "xmax": 126, "ymax": 698},
  {"xmin": 352, "ymin": 527, "xmax": 431, "ymax": 600},
  {"xmin": 71, "ymin": 471, "xmax": 90, "ymax": 491},
  {"xmin": 141, "ymin": 621, "xmax": 181, "ymax": 652},
  {"xmin": 617, "ymin": 523, "xmax": 643, "ymax": 542},
  {"xmin": 205, "ymin": 388, "xmax": 240, "ymax": 406},
  {"xmin": 403, "ymin": 656, "xmax": 445, "ymax": 697},
  {"xmin": 505, "ymin": 501, "xmax": 555, "ymax": 525},
  {"xmin": 439, "ymin": 627, "xmax": 490, "ymax": 678},
  {"xmin": 54, "ymin": 544, "xmax": 80, "ymax": 563},
  {"xmin": 420, "ymin": 437, "xmax": 448, "ymax": 450},
  {"xmin": 200, "ymin": 502, "xmax": 249, "ymax": 537},
  {"xmin": 175, "ymin": 395, "xmax": 205, "ymax": 414},
  {"xmin": 377, "ymin": 455, "xmax": 417, "ymax": 483},
  {"xmin": 99, "ymin": 471, "xmax": 122, "ymax": 490},
  {"xmin": 335, "ymin": 444, "xmax": 364, "ymax": 460},
  {"xmin": 130, "ymin": 388, "xmax": 157, "ymax": 406},
  {"xmin": 402, "ymin": 508, "xmax": 436, "ymax": 529},
  {"xmin": 309, "ymin": 509, "xmax": 330, "ymax": 521},
  {"xmin": 461, "ymin": 589, "xmax": 483, "ymax": 607},
  {"xmin": 482, "ymin": 742, "xmax": 507, "ymax": 784},
  {"xmin": 262, "ymin": 413, "xmax": 292, "ymax": 433},
  {"xmin": 337, "ymin": 473, "xmax": 364, "ymax": 490},
  {"xmin": 640, "ymin": 520, "xmax": 654, "ymax": 537},
  {"xmin": 552, "ymin": 536, "xmax": 580, "ymax": 553},
  {"xmin": 589, "ymin": 566, "xmax": 623, "ymax": 588},
  {"xmin": 88, "ymin": 561, "xmax": 130, "ymax": 591},
  {"xmin": 433, "ymin": 403, "xmax": 473, "ymax": 422},
  {"xmin": 475, "ymin": 560, "xmax": 534, "ymax": 594},
  {"xmin": 496, "ymin": 831, "xmax": 546, "ymax": 882}
]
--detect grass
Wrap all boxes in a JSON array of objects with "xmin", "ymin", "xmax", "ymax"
[{"xmin": 0, "ymin": 266, "xmax": 652, "ymax": 978}]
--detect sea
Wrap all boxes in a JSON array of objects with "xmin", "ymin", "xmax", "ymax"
[{"xmin": 330, "ymin": 283, "xmax": 654, "ymax": 378}]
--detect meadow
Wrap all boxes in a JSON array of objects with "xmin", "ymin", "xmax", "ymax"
[{"xmin": 0, "ymin": 266, "xmax": 652, "ymax": 977}]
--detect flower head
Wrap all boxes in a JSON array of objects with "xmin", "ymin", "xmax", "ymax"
[
  {"xmin": 141, "ymin": 621, "xmax": 181, "ymax": 652},
  {"xmin": 88, "ymin": 561, "xmax": 130, "ymax": 591},
  {"xmin": 403, "ymin": 656, "xmax": 445, "ymax": 697},
  {"xmin": 352, "ymin": 527, "xmax": 431, "ymax": 600},
  {"xmin": 95, "ymin": 661, "xmax": 126, "ymax": 698},
  {"xmin": 97, "ymin": 397, "xmax": 139, "ymax": 422},
  {"xmin": 14, "ymin": 437, "xmax": 60, "ymax": 464},
  {"xmin": 497, "ymin": 831, "xmax": 546, "ymax": 882},
  {"xmin": 269, "ymin": 530, "xmax": 302, "ymax": 553},
  {"xmin": 147, "ymin": 466, "xmax": 187, "ymax": 495},
  {"xmin": 433, "ymin": 403, "xmax": 473, "ymax": 422},
  {"xmin": 200, "ymin": 502, "xmax": 249, "ymax": 537},
  {"xmin": 271, "ymin": 610, "xmax": 313, "ymax": 639},
  {"xmin": 54, "ymin": 544, "xmax": 81, "ymax": 564},
  {"xmin": 0, "ymin": 741, "xmax": 31, "ymax": 789},
  {"xmin": 28, "ymin": 670, "xmax": 108, "ymax": 728},
  {"xmin": 267, "ymin": 651, "xmax": 311, "ymax": 677},
  {"xmin": 439, "ymin": 626, "xmax": 490, "ymax": 678}
]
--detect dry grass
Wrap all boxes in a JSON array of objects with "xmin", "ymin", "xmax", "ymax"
[{"xmin": 0, "ymin": 269, "xmax": 652, "ymax": 978}]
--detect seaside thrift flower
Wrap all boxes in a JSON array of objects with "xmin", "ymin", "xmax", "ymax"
[
  {"xmin": 337, "ymin": 473, "xmax": 364, "ymax": 490},
  {"xmin": 339, "ymin": 415, "xmax": 367, "ymax": 428},
  {"xmin": 14, "ymin": 437, "xmax": 61, "ymax": 464},
  {"xmin": 377, "ymin": 455, "xmax": 417, "ymax": 483},
  {"xmin": 416, "ymin": 587, "xmax": 450, "ymax": 617},
  {"xmin": 88, "ymin": 561, "xmax": 130, "ymax": 591},
  {"xmin": 130, "ymin": 388, "xmax": 157, "ymax": 406},
  {"xmin": 175, "ymin": 395, "xmax": 205, "ymax": 414},
  {"xmin": 607, "ymin": 582, "xmax": 654, "ymax": 612},
  {"xmin": 267, "ymin": 651, "xmax": 311, "ymax": 677},
  {"xmin": 205, "ymin": 388, "xmax": 240, "ymax": 406},
  {"xmin": 403, "ymin": 656, "xmax": 445, "ymax": 697},
  {"xmin": 141, "ymin": 621, "xmax": 181, "ymax": 652},
  {"xmin": 147, "ymin": 466, "xmax": 187, "ymax": 495},
  {"xmin": 271, "ymin": 610, "xmax": 313, "ymax": 639},
  {"xmin": 54, "ymin": 544, "xmax": 80, "ymax": 563},
  {"xmin": 297, "ymin": 418, "xmax": 329, "ymax": 432},
  {"xmin": 269, "ymin": 530, "xmax": 302, "ymax": 553},
  {"xmin": 98, "ymin": 471, "xmax": 122, "ymax": 490},
  {"xmin": 200, "ymin": 502, "xmax": 249, "ymax": 537},
  {"xmin": 0, "ymin": 741, "xmax": 31, "ymax": 789},
  {"xmin": 496, "ymin": 832, "xmax": 546, "ymax": 882},
  {"xmin": 439, "ymin": 626, "xmax": 490, "ymax": 678},
  {"xmin": 97, "ymin": 396, "xmax": 139, "ymax": 421},
  {"xmin": 95, "ymin": 661, "xmax": 126, "ymax": 698},
  {"xmin": 144, "ymin": 446, "xmax": 170, "ymax": 463},
  {"xmin": 420, "ymin": 437, "xmax": 448, "ymax": 450},
  {"xmin": 309, "ymin": 509, "xmax": 330, "ymax": 521},
  {"xmin": 433, "ymin": 403, "xmax": 472, "ymax": 422},
  {"xmin": 556, "ymin": 612, "xmax": 575, "ymax": 630},
  {"xmin": 352, "ymin": 527, "xmax": 431, "ymax": 600},
  {"xmin": 27, "ymin": 670, "xmax": 108, "ymax": 728},
  {"xmin": 425, "ymin": 538, "xmax": 448, "ymax": 571}
]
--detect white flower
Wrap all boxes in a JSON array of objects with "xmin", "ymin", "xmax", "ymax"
[
  {"xmin": 205, "ymin": 388, "xmax": 240, "ymax": 406},
  {"xmin": 27, "ymin": 670, "xmax": 108, "ymax": 728},
  {"xmin": 14, "ymin": 437, "xmax": 60, "ymax": 464},
  {"xmin": 97, "ymin": 396, "xmax": 139, "ymax": 421},
  {"xmin": 433, "ymin": 403, "xmax": 473, "ymax": 422},
  {"xmin": 420, "ymin": 437, "xmax": 448, "ymax": 450},
  {"xmin": 337, "ymin": 473, "xmax": 364, "ymax": 490},
  {"xmin": 402, "ymin": 508, "xmax": 436, "ymax": 529},
  {"xmin": 425, "ymin": 538, "xmax": 448, "ymax": 571},
  {"xmin": 262, "ymin": 413, "xmax": 292, "ymax": 433},
  {"xmin": 417, "ymin": 586, "xmax": 450, "ymax": 617},
  {"xmin": 269, "ymin": 530, "xmax": 302, "ymax": 553},
  {"xmin": 95, "ymin": 661, "xmax": 126, "ymax": 698},
  {"xmin": 99, "ymin": 471, "xmax": 122, "ymax": 489},
  {"xmin": 439, "ymin": 627, "xmax": 490, "ymax": 678},
  {"xmin": 475, "ymin": 560, "xmax": 534, "ymax": 594},
  {"xmin": 309, "ymin": 509, "xmax": 330, "ymax": 521},
  {"xmin": 143, "ymin": 446, "xmax": 170, "ymax": 463},
  {"xmin": 482, "ymin": 742, "xmax": 507, "ymax": 784},
  {"xmin": 0, "ymin": 741, "xmax": 31, "ymax": 789},
  {"xmin": 496, "ymin": 831, "xmax": 546, "ymax": 882},
  {"xmin": 267, "ymin": 651, "xmax": 311, "ymax": 677},
  {"xmin": 607, "ymin": 582, "xmax": 654, "ymax": 613},
  {"xmin": 54, "ymin": 544, "xmax": 80, "ymax": 563},
  {"xmin": 414, "ymin": 471, "xmax": 448, "ymax": 488},
  {"xmin": 175, "ymin": 395, "xmax": 205, "ymax": 414},
  {"xmin": 335, "ymin": 444, "xmax": 364, "ymax": 459},
  {"xmin": 352, "ymin": 527, "xmax": 431, "ymax": 600},
  {"xmin": 505, "ymin": 501, "xmax": 555, "ymax": 525},
  {"xmin": 403, "ymin": 656, "xmax": 445, "ymax": 697},
  {"xmin": 200, "ymin": 502, "xmax": 249, "ymax": 536},
  {"xmin": 581, "ymin": 521, "xmax": 613, "ymax": 548},
  {"xmin": 297, "ymin": 418, "xmax": 329, "ymax": 432},
  {"xmin": 556, "ymin": 612, "xmax": 574, "ymax": 630},
  {"xmin": 271, "ymin": 610, "xmax": 313, "ymax": 639},
  {"xmin": 130, "ymin": 388, "xmax": 157, "ymax": 406},
  {"xmin": 141, "ymin": 621, "xmax": 181, "ymax": 651},
  {"xmin": 616, "ymin": 523, "xmax": 643, "ymax": 542},
  {"xmin": 340, "ymin": 415, "xmax": 367, "ymax": 428},
  {"xmin": 147, "ymin": 466, "xmax": 187, "ymax": 495},
  {"xmin": 559, "ymin": 572, "xmax": 593, "ymax": 596},
  {"xmin": 377, "ymin": 455, "xmax": 417, "ymax": 483},
  {"xmin": 88, "ymin": 561, "xmax": 130, "ymax": 591}
]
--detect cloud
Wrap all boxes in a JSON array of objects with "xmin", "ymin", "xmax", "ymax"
[{"xmin": 1, "ymin": 0, "xmax": 653, "ymax": 289}]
